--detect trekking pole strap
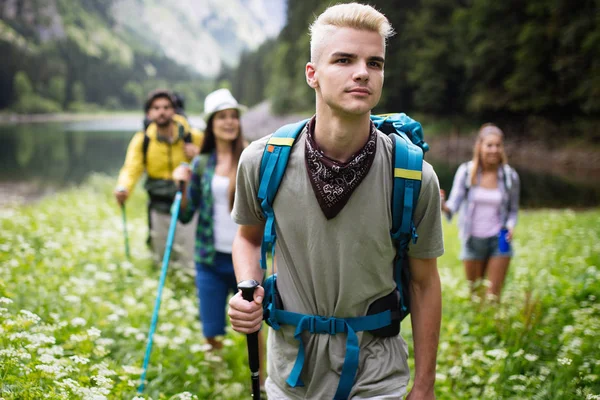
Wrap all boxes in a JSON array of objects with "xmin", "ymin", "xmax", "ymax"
[{"xmin": 271, "ymin": 308, "xmax": 392, "ymax": 400}]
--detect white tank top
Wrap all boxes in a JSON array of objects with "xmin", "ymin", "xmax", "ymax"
[
  {"xmin": 211, "ymin": 174, "xmax": 238, "ymax": 253},
  {"xmin": 470, "ymin": 186, "xmax": 502, "ymax": 238}
]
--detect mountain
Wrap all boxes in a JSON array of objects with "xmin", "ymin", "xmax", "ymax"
[
  {"xmin": 111, "ymin": 0, "xmax": 287, "ymax": 76},
  {"xmin": 0, "ymin": 0, "xmax": 286, "ymax": 111},
  {"xmin": 1, "ymin": 0, "xmax": 286, "ymax": 77}
]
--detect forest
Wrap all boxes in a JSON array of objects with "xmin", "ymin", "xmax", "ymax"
[{"xmin": 224, "ymin": 0, "xmax": 600, "ymax": 141}]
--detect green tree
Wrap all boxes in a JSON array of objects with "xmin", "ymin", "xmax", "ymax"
[{"xmin": 13, "ymin": 70, "xmax": 33, "ymax": 99}]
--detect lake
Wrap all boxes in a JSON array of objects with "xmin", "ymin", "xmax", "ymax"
[{"xmin": 0, "ymin": 117, "xmax": 598, "ymax": 208}]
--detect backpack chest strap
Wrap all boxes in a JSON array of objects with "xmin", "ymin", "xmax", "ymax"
[{"xmin": 271, "ymin": 308, "xmax": 391, "ymax": 400}]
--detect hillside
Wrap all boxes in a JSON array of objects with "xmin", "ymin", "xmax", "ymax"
[{"xmin": 0, "ymin": 0, "xmax": 285, "ymax": 112}]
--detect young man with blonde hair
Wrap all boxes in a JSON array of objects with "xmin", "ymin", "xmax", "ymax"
[{"xmin": 228, "ymin": 3, "xmax": 443, "ymax": 399}]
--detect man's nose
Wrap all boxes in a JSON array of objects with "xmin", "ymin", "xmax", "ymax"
[{"xmin": 353, "ymin": 64, "xmax": 369, "ymax": 81}]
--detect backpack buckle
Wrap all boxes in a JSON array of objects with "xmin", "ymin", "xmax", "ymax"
[
  {"xmin": 309, "ymin": 316, "xmax": 338, "ymax": 335},
  {"xmin": 411, "ymin": 225, "xmax": 418, "ymax": 244}
]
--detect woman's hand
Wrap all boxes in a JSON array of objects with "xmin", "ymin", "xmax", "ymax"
[
  {"xmin": 440, "ymin": 189, "xmax": 450, "ymax": 214},
  {"xmin": 506, "ymin": 228, "xmax": 514, "ymax": 242},
  {"xmin": 172, "ymin": 164, "xmax": 192, "ymax": 183}
]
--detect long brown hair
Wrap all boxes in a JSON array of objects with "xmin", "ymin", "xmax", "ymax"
[
  {"xmin": 200, "ymin": 110, "xmax": 246, "ymax": 209},
  {"xmin": 470, "ymin": 123, "xmax": 508, "ymax": 186}
]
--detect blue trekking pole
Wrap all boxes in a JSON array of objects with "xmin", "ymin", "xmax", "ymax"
[
  {"xmin": 138, "ymin": 173, "xmax": 186, "ymax": 393},
  {"xmin": 120, "ymin": 203, "xmax": 131, "ymax": 260}
]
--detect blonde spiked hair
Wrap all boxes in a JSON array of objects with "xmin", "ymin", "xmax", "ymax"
[{"xmin": 309, "ymin": 3, "xmax": 395, "ymax": 63}]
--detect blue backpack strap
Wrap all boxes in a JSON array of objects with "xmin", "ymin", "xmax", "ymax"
[
  {"xmin": 257, "ymin": 119, "xmax": 309, "ymax": 271},
  {"xmin": 389, "ymin": 130, "xmax": 424, "ymax": 317}
]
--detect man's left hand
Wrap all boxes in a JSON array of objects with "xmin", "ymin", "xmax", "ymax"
[
  {"xmin": 406, "ymin": 386, "xmax": 435, "ymax": 400},
  {"xmin": 184, "ymin": 143, "xmax": 199, "ymax": 159}
]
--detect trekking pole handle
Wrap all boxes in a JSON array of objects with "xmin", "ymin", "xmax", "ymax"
[
  {"xmin": 177, "ymin": 162, "xmax": 190, "ymax": 192},
  {"xmin": 237, "ymin": 279, "xmax": 261, "ymax": 399},
  {"xmin": 238, "ymin": 279, "xmax": 260, "ymax": 302}
]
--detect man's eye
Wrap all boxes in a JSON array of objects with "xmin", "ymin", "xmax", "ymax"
[{"xmin": 336, "ymin": 58, "xmax": 349, "ymax": 64}]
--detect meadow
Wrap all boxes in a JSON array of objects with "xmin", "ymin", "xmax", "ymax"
[{"xmin": 0, "ymin": 175, "xmax": 598, "ymax": 399}]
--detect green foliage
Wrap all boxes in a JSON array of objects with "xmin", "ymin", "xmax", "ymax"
[
  {"xmin": 230, "ymin": 0, "xmax": 599, "ymax": 138},
  {"xmin": 12, "ymin": 71, "xmax": 62, "ymax": 113},
  {"xmin": 72, "ymin": 81, "xmax": 86, "ymax": 103},
  {"xmin": 0, "ymin": 176, "xmax": 598, "ymax": 399},
  {"xmin": 0, "ymin": 175, "xmax": 251, "ymax": 399},
  {"xmin": 13, "ymin": 71, "xmax": 33, "ymax": 98},
  {"xmin": 48, "ymin": 76, "xmax": 66, "ymax": 105},
  {"xmin": 417, "ymin": 210, "xmax": 600, "ymax": 399}
]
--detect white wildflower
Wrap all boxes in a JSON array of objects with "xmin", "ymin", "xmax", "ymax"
[
  {"xmin": 485, "ymin": 349, "xmax": 508, "ymax": 360},
  {"xmin": 512, "ymin": 349, "xmax": 525, "ymax": 357},
  {"xmin": 39, "ymin": 354, "xmax": 56, "ymax": 364},
  {"xmin": 558, "ymin": 357, "xmax": 573, "ymax": 366},
  {"xmin": 70, "ymin": 317, "xmax": 87, "ymax": 327},
  {"xmin": 449, "ymin": 366, "xmax": 462, "ymax": 378},
  {"xmin": 35, "ymin": 363, "xmax": 63, "ymax": 375},
  {"xmin": 19, "ymin": 309, "xmax": 42, "ymax": 323},
  {"xmin": 562, "ymin": 325, "xmax": 575, "ymax": 334},
  {"xmin": 69, "ymin": 334, "xmax": 87, "ymax": 343},
  {"xmin": 122, "ymin": 365, "xmax": 144, "ymax": 376},
  {"xmin": 87, "ymin": 327, "xmax": 101, "ymax": 339},
  {"xmin": 96, "ymin": 338, "xmax": 115, "ymax": 347},
  {"xmin": 91, "ymin": 375, "xmax": 113, "ymax": 388},
  {"xmin": 64, "ymin": 295, "xmax": 81, "ymax": 303},
  {"xmin": 153, "ymin": 334, "xmax": 168, "ymax": 348},
  {"xmin": 524, "ymin": 354, "xmax": 539, "ymax": 362},
  {"xmin": 69, "ymin": 355, "xmax": 90, "ymax": 365},
  {"xmin": 0, "ymin": 297, "xmax": 13, "ymax": 304},
  {"xmin": 172, "ymin": 392, "xmax": 195, "ymax": 400},
  {"xmin": 190, "ymin": 343, "xmax": 212, "ymax": 353}
]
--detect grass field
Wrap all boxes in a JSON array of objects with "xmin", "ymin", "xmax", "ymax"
[{"xmin": 0, "ymin": 175, "xmax": 598, "ymax": 399}]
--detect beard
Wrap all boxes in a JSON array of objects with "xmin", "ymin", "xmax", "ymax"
[{"xmin": 155, "ymin": 117, "xmax": 170, "ymax": 128}]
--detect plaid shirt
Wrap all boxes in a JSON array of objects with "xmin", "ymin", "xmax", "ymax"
[{"xmin": 178, "ymin": 153, "xmax": 217, "ymax": 266}]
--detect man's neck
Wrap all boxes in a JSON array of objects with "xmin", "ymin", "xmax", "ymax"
[
  {"xmin": 156, "ymin": 122, "xmax": 173, "ymax": 140},
  {"xmin": 313, "ymin": 106, "xmax": 372, "ymax": 163}
]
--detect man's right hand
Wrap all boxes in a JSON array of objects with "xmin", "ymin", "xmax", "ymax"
[
  {"xmin": 114, "ymin": 188, "xmax": 129, "ymax": 205},
  {"xmin": 228, "ymin": 285, "xmax": 265, "ymax": 334}
]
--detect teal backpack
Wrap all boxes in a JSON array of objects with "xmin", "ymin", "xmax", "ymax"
[{"xmin": 258, "ymin": 113, "xmax": 429, "ymax": 400}]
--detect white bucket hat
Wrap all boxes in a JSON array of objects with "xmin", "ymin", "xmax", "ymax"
[{"xmin": 203, "ymin": 88, "xmax": 247, "ymax": 122}]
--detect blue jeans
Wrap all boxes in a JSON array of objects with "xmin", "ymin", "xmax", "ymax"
[{"xmin": 195, "ymin": 252, "xmax": 238, "ymax": 337}]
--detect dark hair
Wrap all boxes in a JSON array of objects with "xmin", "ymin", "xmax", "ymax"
[
  {"xmin": 144, "ymin": 89, "xmax": 175, "ymax": 113},
  {"xmin": 201, "ymin": 110, "xmax": 246, "ymax": 209}
]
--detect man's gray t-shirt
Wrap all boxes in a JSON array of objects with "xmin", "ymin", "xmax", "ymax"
[{"xmin": 232, "ymin": 127, "xmax": 444, "ymax": 399}]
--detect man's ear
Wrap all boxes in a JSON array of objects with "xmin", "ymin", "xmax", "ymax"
[{"xmin": 305, "ymin": 62, "xmax": 318, "ymax": 89}]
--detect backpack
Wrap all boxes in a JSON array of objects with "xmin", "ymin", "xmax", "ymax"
[{"xmin": 257, "ymin": 113, "xmax": 429, "ymax": 400}]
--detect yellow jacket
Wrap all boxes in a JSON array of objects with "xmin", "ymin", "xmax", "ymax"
[{"xmin": 117, "ymin": 115, "xmax": 204, "ymax": 193}]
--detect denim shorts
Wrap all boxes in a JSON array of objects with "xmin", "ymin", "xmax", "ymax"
[{"xmin": 460, "ymin": 235, "xmax": 513, "ymax": 261}]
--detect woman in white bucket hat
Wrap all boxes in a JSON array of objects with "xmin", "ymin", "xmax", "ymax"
[{"xmin": 173, "ymin": 89, "xmax": 260, "ymax": 354}]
